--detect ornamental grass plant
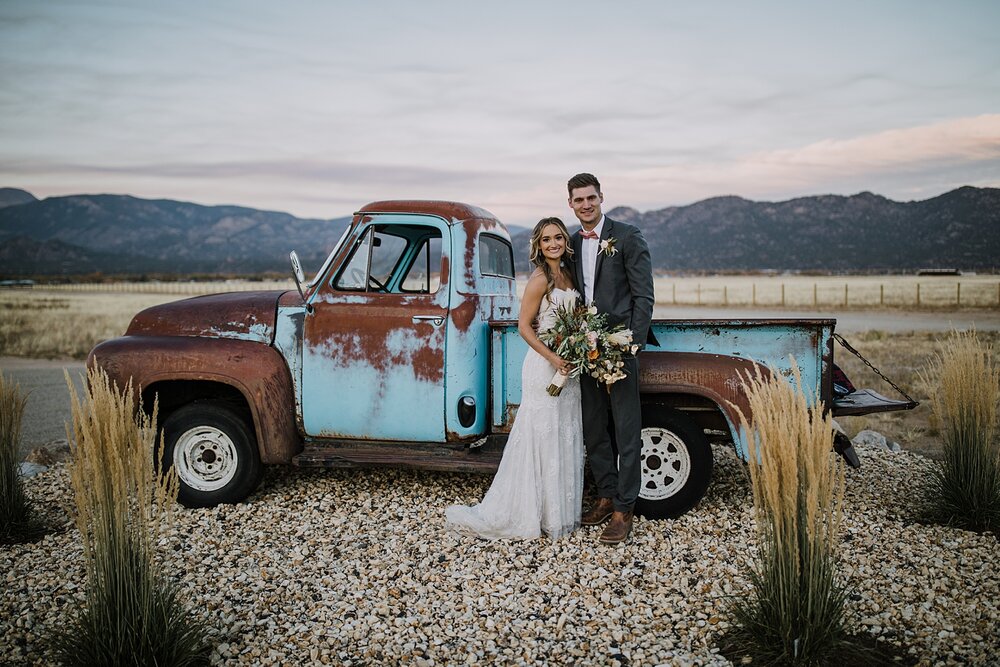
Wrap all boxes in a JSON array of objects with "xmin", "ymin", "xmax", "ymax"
[
  {"xmin": 921, "ymin": 330, "xmax": 1000, "ymax": 533},
  {"xmin": 51, "ymin": 366, "xmax": 209, "ymax": 666},
  {"xmin": 0, "ymin": 373, "xmax": 46, "ymax": 543},
  {"xmin": 726, "ymin": 360, "xmax": 851, "ymax": 665}
]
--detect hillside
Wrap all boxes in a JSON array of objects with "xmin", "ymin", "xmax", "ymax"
[
  {"xmin": 1, "ymin": 187, "xmax": 997, "ymax": 276},
  {"xmin": 0, "ymin": 188, "xmax": 37, "ymax": 209},
  {"xmin": 0, "ymin": 193, "xmax": 351, "ymax": 276},
  {"xmin": 511, "ymin": 187, "xmax": 1000, "ymax": 273}
]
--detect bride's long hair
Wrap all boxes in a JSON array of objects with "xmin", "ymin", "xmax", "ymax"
[{"xmin": 528, "ymin": 217, "xmax": 576, "ymax": 298}]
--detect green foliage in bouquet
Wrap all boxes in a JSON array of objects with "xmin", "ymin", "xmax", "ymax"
[{"xmin": 538, "ymin": 302, "xmax": 636, "ymax": 395}]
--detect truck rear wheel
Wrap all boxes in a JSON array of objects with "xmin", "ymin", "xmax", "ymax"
[
  {"xmin": 161, "ymin": 401, "xmax": 262, "ymax": 508},
  {"xmin": 635, "ymin": 405, "xmax": 713, "ymax": 519}
]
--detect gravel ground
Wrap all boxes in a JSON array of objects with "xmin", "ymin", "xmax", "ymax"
[{"xmin": 2, "ymin": 445, "xmax": 997, "ymax": 666}]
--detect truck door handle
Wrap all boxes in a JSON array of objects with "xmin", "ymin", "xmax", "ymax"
[{"xmin": 412, "ymin": 315, "xmax": 445, "ymax": 327}]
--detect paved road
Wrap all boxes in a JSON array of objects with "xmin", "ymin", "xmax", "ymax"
[
  {"xmin": 3, "ymin": 307, "xmax": 997, "ymax": 461},
  {"xmin": 1, "ymin": 357, "xmax": 85, "ymax": 461}
]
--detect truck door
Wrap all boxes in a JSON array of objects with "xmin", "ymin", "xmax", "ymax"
[{"xmin": 301, "ymin": 216, "xmax": 449, "ymax": 442}]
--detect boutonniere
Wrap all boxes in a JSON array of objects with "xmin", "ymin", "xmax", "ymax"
[{"xmin": 599, "ymin": 237, "xmax": 618, "ymax": 257}]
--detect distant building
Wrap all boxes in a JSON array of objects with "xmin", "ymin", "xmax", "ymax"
[{"xmin": 917, "ymin": 268, "xmax": 961, "ymax": 276}]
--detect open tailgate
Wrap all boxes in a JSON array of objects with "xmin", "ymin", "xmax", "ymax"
[{"xmin": 831, "ymin": 389, "xmax": 918, "ymax": 417}]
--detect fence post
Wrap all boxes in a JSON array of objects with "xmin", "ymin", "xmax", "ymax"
[
  {"xmin": 880, "ymin": 284, "xmax": 884, "ymax": 306},
  {"xmin": 752, "ymin": 283, "xmax": 757, "ymax": 306},
  {"xmin": 957, "ymin": 282, "xmax": 961, "ymax": 306},
  {"xmin": 813, "ymin": 283, "xmax": 817, "ymax": 307},
  {"xmin": 844, "ymin": 283, "xmax": 848, "ymax": 307},
  {"xmin": 781, "ymin": 284, "xmax": 785, "ymax": 307},
  {"xmin": 672, "ymin": 283, "xmax": 676, "ymax": 305},
  {"xmin": 916, "ymin": 283, "xmax": 921, "ymax": 307}
]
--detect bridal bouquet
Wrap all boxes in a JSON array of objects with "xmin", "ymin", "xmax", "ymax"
[{"xmin": 537, "ymin": 302, "xmax": 638, "ymax": 396}]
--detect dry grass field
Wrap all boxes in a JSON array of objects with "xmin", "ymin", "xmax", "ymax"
[
  {"xmin": 0, "ymin": 291, "xmax": 181, "ymax": 359},
  {"xmin": 3, "ymin": 282, "xmax": 997, "ymax": 461},
  {"xmin": 654, "ymin": 274, "xmax": 1000, "ymax": 309},
  {"xmin": 832, "ymin": 330, "xmax": 1000, "ymax": 461}
]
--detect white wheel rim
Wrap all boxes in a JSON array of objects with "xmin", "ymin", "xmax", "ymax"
[
  {"xmin": 173, "ymin": 425, "xmax": 239, "ymax": 492},
  {"xmin": 639, "ymin": 426, "xmax": 692, "ymax": 501}
]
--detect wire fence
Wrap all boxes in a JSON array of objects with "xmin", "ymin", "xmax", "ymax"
[
  {"xmin": 654, "ymin": 277, "xmax": 1000, "ymax": 309},
  {"xmin": 18, "ymin": 280, "xmax": 295, "ymax": 295},
  {"xmin": 12, "ymin": 276, "xmax": 1000, "ymax": 309}
]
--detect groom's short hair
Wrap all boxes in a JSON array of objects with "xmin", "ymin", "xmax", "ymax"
[{"xmin": 567, "ymin": 173, "xmax": 601, "ymax": 196}]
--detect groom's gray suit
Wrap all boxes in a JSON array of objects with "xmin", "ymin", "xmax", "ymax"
[{"xmin": 572, "ymin": 217, "xmax": 657, "ymax": 513}]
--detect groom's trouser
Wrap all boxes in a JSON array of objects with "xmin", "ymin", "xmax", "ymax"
[{"xmin": 581, "ymin": 356, "xmax": 642, "ymax": 513}]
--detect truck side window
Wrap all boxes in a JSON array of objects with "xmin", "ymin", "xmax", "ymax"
[
  {"xmin": 480, "ymin": 234, "xmax": 514, "ymax": 278},
  {"xmin": 400, "ymin": 236, "xmax": 442, "ymax": 293}
]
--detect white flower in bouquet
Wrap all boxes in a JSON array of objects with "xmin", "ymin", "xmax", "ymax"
[{"xmin": 607, "ymin": 329, "xmax": 633, "ymax": 348}]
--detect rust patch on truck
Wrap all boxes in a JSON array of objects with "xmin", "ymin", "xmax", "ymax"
[
  {"xmin": 127, "ymin": 291, "xmax": 283, "ymax": 343},
  {"xmin": 450, "ymin": 296, "xmax": 478, "ymax": 333},
  {"xmin": 439, "ymin": 255, "xmax": 451, "ymax": 288},
  {"xmin": 640, "ymin": 351, "xmax": 772, "ymax": 431},
  {"xmin": 308, "ymin": 298, "xmax": 445, "ymax": 384},
  {"xmin": 358, "ymin": 200, "xmax": 499, "ymax": 222}
]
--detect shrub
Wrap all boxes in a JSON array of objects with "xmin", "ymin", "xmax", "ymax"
[
  {"xmin": 0, "ymin": 373, "xmax": 46, "ymax": 543},
  {"xmin": 922, "ymin": 330, "xmax": 1000, "ymax": 532},
  {"xmin": 51, "ymin": 367, "xmax": 209, "ymax": 666},
  {"xmin": 726, "ymin": 359, "xmax": 851, "ymax": 664}
]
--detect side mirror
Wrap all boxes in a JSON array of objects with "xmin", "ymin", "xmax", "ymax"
[{"xmin": 289, "ymin": 251, "xmax": 307, "ymax": 303}]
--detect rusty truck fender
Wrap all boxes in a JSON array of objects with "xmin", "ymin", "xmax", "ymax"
[
  {"xmin": 638, "ymin": 350, "xmax": 769, "ymax": 456},
  {"xmin": 88, "ymin": 335, "xmax": 301, "ymax": 464}
]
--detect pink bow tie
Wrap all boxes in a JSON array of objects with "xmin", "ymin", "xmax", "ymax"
[{"xmin": 580, "ymin": 230, "xmax": 599, "ymax": 239}]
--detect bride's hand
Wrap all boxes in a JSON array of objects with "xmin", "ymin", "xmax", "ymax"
[{"xmin": 551, "ymin": 355, "xmax": 569, "ymax": 375}]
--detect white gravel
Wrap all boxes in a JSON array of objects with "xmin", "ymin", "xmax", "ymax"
[{"xmin": 2, "ymin": 444, "xmax": 997, "ymax": 665}]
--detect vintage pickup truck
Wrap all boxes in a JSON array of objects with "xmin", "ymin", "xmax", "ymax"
[{"xmin": 89, "ymin": 200, "xmax": 913, "ymax": 518}]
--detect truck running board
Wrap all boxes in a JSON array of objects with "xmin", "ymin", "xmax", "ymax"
[{"xmin": 292, "ymin": 442, "xmax": 502, "ymax": 473}]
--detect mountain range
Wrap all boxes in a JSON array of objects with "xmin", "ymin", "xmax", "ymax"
[
  {"xmin": 0, "ymin": 189, "xmax": 351, "ymax": 276},
  {"xmin": 1, "ymin": 186, "xmax": 997, "ymax": 276}
]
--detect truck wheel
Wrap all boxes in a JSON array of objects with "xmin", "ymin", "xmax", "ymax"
[
  {"xmin": 635, "ymin": 405, "xmax": 713, "ymax": 520},
  {"xmin": 161, "ymin": 401, "xmax": 262, "ymax": 508}
]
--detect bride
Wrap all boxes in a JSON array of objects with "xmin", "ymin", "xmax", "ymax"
[{"xmin": 446, "ymin": 217, "xmax": 584, "ymax": 540}]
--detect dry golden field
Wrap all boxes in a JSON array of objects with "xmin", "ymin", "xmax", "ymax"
[
  {"xmin": 0, "ymin": 282, "xmax": 291, "ymax": 359},
  {"xmin": 831, "ymin": 330, "xmax": 1000, "ymax": 461},
  {"xmin": 654, "ymin": 274, "xmax": 1000, "ymax": 309}
]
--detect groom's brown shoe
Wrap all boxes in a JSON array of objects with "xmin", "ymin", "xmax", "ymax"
[
  {"xmin": 580, "ymin": 497, "xmax": 614, "ymax": 526},
  {"xmin": 599, "ymin": 510, "xmax": 633, "ymax": 544}
]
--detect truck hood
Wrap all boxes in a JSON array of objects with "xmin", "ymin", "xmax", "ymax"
[{"xmin": 125, "ymin": 290, "xmax": 287, "ymax": 344}]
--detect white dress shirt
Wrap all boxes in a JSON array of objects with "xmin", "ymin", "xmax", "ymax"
[{"xmin": 581, "ymin": 215, "xmax": 605, "ymax": 305}]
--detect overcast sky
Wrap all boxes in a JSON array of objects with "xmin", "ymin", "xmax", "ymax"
[{"xmin": 1, "ymin": 1, "xmax": 998, "ymax": 226}]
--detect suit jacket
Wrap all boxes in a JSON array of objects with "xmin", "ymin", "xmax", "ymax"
[{"xmin": 571, "ymin": 217, "xmax": 658, "ymax": 349}]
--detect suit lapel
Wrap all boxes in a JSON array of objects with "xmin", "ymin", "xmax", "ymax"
[
  {"xmin": 572, "ymin": 229, "xmax": 585, "ymax": 291},
  {"xmin": 593, "ymin": 217, "xmax": 614, "ymax": 288}
]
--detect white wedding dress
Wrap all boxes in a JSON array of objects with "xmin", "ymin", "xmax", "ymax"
[{"xmin": 446, "ymin": 288, "xmax": 584, "ymax": 540}]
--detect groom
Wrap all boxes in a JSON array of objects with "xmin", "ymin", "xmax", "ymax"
[{"xmin": 568, "ymin": 173, "xmax": 656, "ymax": 545}]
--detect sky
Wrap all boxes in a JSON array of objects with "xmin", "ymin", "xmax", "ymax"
[{"xmin": 1, "ymin": 0, "xmax": 999, "ymax": 227}]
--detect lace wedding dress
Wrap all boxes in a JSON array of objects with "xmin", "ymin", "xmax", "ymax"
[{"xmin": 446, "ymin": 288, "xmax": 584, "ymax": 540}]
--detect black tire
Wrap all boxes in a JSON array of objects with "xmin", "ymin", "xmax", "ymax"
[
  {"xmin": 160, "ymin": 401, "xmax": 263, "ymax": 508},
  {"xmin": 634, "ymin": 405, "xmax": 713, "ymax": 520}
]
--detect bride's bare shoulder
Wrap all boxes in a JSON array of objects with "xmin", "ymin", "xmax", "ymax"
[{"xmin": 526, "ymin": 269, "xmax": 547, "ymax": 288}]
